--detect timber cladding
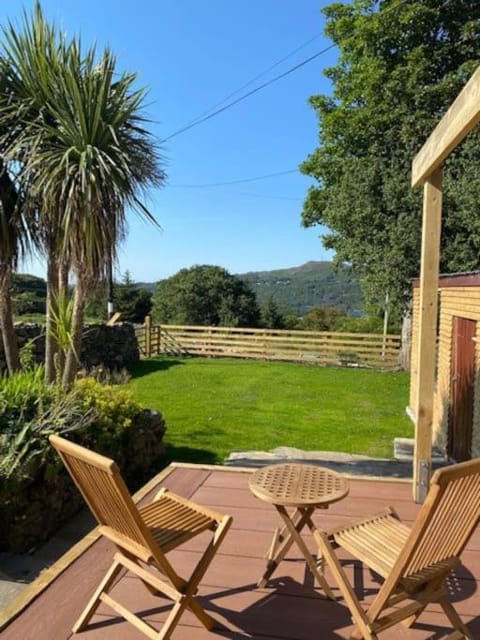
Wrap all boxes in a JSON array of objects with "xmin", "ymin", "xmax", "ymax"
[{"xmin": 410, "ymin": 274, "xmax": 480, "ymax": 458}]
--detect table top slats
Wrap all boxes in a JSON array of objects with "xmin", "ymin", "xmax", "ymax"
[{"xmin": 249, "ymin": 463, "xmax": 349, "ymax": 507}]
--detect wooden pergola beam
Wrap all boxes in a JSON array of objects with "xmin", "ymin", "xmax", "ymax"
[
  {"xmin": 412, "ymin": 66, "xmax": 480, "ymax": 188},
  {"xmin": 411, "ymin": 65, "xmax": 480, "ymax": 502},
  {"xmin": 413, "ymin": 169, "xmax": 442, "ymax": 503}
]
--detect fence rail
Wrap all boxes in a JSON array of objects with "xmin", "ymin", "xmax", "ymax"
[{"xmin": 135, "ymin": 321, "xmax": 402, "ymax": 369}]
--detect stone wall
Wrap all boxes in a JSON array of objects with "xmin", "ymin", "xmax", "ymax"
[
  {"xmin": 0, "ymin": 322, "xmax": 139, "ymax": 372},
  {"xmin": 0, "ymin": 409, "xmax": 166, "ymax": 552},
  {"xmin": 81, "ymin": 323, "xmax": 140, "ymax": 370}
]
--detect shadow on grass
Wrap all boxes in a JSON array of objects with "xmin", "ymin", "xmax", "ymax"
[
  {"xmin": 162, "ymin": 444, "xmax": 219, "ymax": 466},
  {"xmin": 129, "ymin": 357, "xmax": 185, "ymax": 379}
]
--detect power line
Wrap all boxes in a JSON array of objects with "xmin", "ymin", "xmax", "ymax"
[
  {"xmin": 168, "ymin": 168, "xmax": 298, "ymax": 188},
  {"xmin": 180, "ymin": 32, "xmax": 324, "ymax": 129},
  {"xmin": 161, "ymin": 0, "xmax": 410, "ymax": 144},
  {"xmin": 161, "ymin": 44, "xmax": 335, "ymax": 142},
  {"xmin": 226, "ymin": 191, "xmax": 302, "ymax": 202}
]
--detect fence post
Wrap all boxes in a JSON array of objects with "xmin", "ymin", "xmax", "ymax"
[{"xmin": 145, "ymin": 315, "xmax": 152, "ymax": 358}]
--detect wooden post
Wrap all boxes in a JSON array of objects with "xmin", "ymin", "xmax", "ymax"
[
  {"xmin": 413, "ymin": 167, "xmax": 443, "ymax": 503},
  {"xmin": 144, "ymin": 315, "xmax": 152, "ymax": 359}
]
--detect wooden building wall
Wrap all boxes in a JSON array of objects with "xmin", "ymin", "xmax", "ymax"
[{"xmin": 409, "ymin": 276, "xmax": 480, "ymax": 458}]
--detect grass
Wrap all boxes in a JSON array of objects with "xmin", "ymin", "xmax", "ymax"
[{"xmin": 127, "ymin": 356, "xmax": 412, "ymax": 465}]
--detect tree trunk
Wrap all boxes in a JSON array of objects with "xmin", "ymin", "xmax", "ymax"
[
  {"xmin": 57, "ymin": 258, "xmax": 70, "ymax": 376},
  {"xmin": 0, "ymin": 268, "xmax": 20, "ymax": 374},
  {"xmin": 62, "ymin": 275, "xmax": 86, "ymax": 387},
  {"xmin": 45, "ymin": 245, "xmax": 59, "ymax": 383},
  {"xmin": 401, "ymin": 308, "xmax": 412, "ymax": 371},
  {"xmin": 59, "ymin": 259, "xmax": 69, "ymax": 296}
]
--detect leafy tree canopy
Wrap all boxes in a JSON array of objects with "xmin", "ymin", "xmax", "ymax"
[
  {"xmin": 152, "ymin": 265, "xmax": 260, "ymax": 327},
  {"xmin": 261, "ymin": 295, "xmax": 285, "ymax": 329},
  {"xmin": 301, "ymin": 0, "xmax": 480, "ymax": 321},
  {"xmin": 86, "ymin": 271, "xmax": 152, "ymax": 323},
  {"xmin": 115, "ymin": 272, "xmax": 152, "ymax": 323},
  {"xmin": 298, "ymin": 306, "xmax": 346, "ymax": 331}
]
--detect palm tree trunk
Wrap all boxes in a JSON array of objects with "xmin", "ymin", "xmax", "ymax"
[
  {"xmin": 62, "ymin": 275, "xmax": 86, "ymax": 387},
  {"xmin": 0, "ymin": 268, "xmax": 20, "ymax": 374},
  {"xmin": 45, "ymin": 243, "xmax": 59, "ymax": 383},
  {"xmin": 57, "ymin": 258, "xmax": 70, "ymax": 376}
]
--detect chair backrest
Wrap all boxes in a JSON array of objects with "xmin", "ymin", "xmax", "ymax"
[
  {"xmin": 50, "ymin": 435, "xmax": 155, "ymax": 555},
  {"xmin": 398, "ymin": 458, "xmax": 480, "ymax": 580}
]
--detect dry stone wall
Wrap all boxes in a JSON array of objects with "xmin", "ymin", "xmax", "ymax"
[{"xmin": 0, "ymin": 322, "xmax": 139, "ymax": 373}]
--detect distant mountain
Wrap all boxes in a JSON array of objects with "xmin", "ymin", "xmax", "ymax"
[
  {"xmin": 139, "ymin": 262, "xmax": 363, "ymax": 315},
  {"xmin": 13, "ymin": 264, "xmax": 362, "ymax": 317},
  {"xmin": 239, "ymin": 261, "xmax": 363, "ymax": 315}
]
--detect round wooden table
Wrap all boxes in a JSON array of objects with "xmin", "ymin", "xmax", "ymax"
[{"xmin": 249, "ymin": 463, "xmax": 349, "ymax": 596}]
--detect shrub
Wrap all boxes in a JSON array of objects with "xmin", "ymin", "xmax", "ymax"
[
  {"xmin": 73, "ymin": 377, "xmax": 143, "ymax": 466},
  {"xmin": 336, "ymin": 315, "xmax": 385, "ymax": 333},
  {"xmin": 0, "ymin": 366, "xmax": 55, "ymax": 431},
  {"xmin": 0, "ymin": 369, "xmax": 166, "ymax": 552}
]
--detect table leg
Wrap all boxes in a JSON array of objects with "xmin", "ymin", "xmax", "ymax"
[
  {"xmin": 257, "ymin": 508, "xmax": 311, "ymax": 587},
  {"xmin": 265, "ymin": 508, "xmax": 303, "ymax": 560},
  {"xmin": 276, "ymin": 506, "xmax": 335, "ymax": 600}
]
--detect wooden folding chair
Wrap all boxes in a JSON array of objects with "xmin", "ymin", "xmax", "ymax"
[
  {"xmin": 50, "ymin": 435, "xmax": 232, "ymax": 640},
  {"xmin": 316, "ymin": 458, "xmax": 480, "ymax": 640}
]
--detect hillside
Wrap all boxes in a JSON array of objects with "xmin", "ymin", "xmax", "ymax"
[
  {"xmin": 14, "ymin": 263, "xmax": 363, "ymax": 318},
  {"xmin": 239, "ymin": 261, "xmax": 363, "ymax": 314}
]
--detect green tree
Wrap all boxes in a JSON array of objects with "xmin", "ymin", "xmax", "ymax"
[
  {"xmin": 0, "ymin": 5, "xmax": 72, "ymax": 380},
  {"xmin": 261, "ymin": 295, "xmax": 285, "ymax": 329},
  {"xmin": 115, "ymin": 272, "xmax": 152, "ymax": 323},
  {"xmin": 0, "ymin": 5, "xmax": 164, "ymax": 384},
  {"xmin": 86, "ymin": 273, "xmax": 152, "ymax": 323},
  {"xmin": 298, "ymin": 306, "xmax": 345, "ymax": 331},
  {"xmin": 152, "ymin": 265, "xmax": 260, "ymax": 327},
  {"xmin": 301, "ymin": 0, "xmax": 480, "ymax": 321},
  {"xmin": 12, "ymin": 274, "xmax": 47, "ymax": 317}
]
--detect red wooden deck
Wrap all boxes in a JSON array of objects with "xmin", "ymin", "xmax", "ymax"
[{"xmin": 1, "ymin": 463, "xmax": 479, "ymax": 639}]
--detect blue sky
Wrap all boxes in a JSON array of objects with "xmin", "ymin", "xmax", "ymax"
[{"xmin": 7, "ymin": 0, "xmax": 338, "ymax": 283}]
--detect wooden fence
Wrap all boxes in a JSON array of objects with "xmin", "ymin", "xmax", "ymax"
[{"xmin": 135, "ymin": 320, "xmax": 402, "ymax": 369}]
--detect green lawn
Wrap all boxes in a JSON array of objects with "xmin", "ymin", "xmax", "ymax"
[{"xmin": 127, "ymin": 357, "xmax": 412, "ymax": 465}]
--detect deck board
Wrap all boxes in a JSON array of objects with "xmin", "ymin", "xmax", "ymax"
[{"xmin": 1, "ymin": 464, "xmax": 479, "ymax": 639}]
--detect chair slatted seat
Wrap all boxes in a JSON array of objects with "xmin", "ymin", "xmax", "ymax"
[
  {"xmin": 318, "ymin": 458, "xmax": 480, "ymax": 640},
  {"xmin": 140, "ymin": 493, "xmax": 219, "ymax": 553},
  {"xmin": 50, "ymin": 435, "xmax": 232, "ymax": 640},
  {"xmin": 333, "ymin": 509, "xmax": 410, "ymax": 577}
]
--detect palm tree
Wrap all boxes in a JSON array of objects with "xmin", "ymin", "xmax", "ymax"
[
  {"xmin": 0, "ymin": 160, "xmax": 23, "ymax": 374},
  {"xmin": 0, "ymin": 4, "xmax": 71, "ymax": 381},
  {"xmin": 0, "ymin": 5, "xmax": 165, "ymax": 385}
]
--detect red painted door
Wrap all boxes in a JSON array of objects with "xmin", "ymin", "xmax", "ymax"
[{"xmin": 449, "ymin": 316, "xmax": 476, "ymax": 461}]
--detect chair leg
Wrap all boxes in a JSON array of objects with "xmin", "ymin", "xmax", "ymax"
[
  {"xmin": 402, "ymin": 608, "xmax": 425, "ymax": 628},
  {"xmin": 317, "ymin": 532, "xmax": 379, "ymax": 640},
  {"xmin": 439, "ymin": 597, "xmax": 474, "ymax": 640},
  {"xmin": 73, "ymin": 558, "xmax": 123, "ymax": 632},
  {"xmin": 187, "ymin": 596, "xmax": 216, "ymax": 630},
  {"xmin": 180, "ymin": 515, "xmax": 232, "ymax": 629}
]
